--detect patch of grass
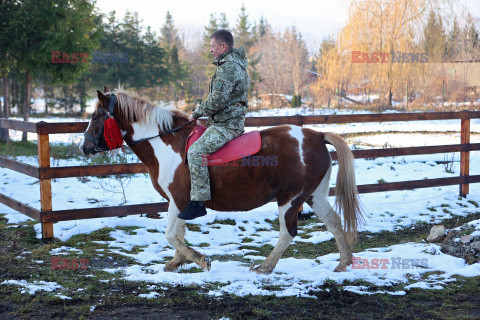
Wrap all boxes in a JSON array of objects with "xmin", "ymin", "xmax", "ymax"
[
  {"xmin": 115, "ymin": 226, "xmax": 140, "ymax": 235},
  {"xmin": 208, "ymin": 218, "xmax": 236, "ymax": 226},
  {"xmin": 210, "ymin": 254, "xmax": 252, "ymax": 264},
  {"xmin": 178, "ymin": 266, "xmax": 204, "ymax": 274},
  {"xmin": 62, "ymin": 227, "xmax": 115, "ymax": 247},
  {"xmin": 239, "ymin": 244, "xmax": 274, "ymax": 257},
  {"xmin": 264, "ymin": 218, "xmax": 280, "ymax": 231},
  {"xmin": 298, "ymin": 233, "xmax": 312, "ymax": 239},
  {"xmin": 468, "ymin": 200, "xmax": 479, "ymax": 208},
  {"xmin": 198, "ymin": 243, "xmax": 210, "ymax": 247},
  {"xmin": 186, "ymin": 223, "xmax": 201, "ymax": 232},
  {"xmin": 377, "ymin": 178, "xmax": 387, "ymax": 183},
  {"xmin": 242, "ymin": 237, "xmax": 254, "ymax": 243},
  {"xmin": 124, "ymin": 245, "xmax": 146, "ymax": 254}
]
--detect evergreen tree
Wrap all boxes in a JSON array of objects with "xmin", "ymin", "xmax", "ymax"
[
  {"xmin": 1, "ymin": 0, "xmax": 100, "ymax": 138},
  {"xmin": 161, "ymin": 11, "xmax": 177, "ymax": 45},
  {"xmin": 86, "ymin": 10, "xmax": 170, "ymax": 99},
  {"xmin": 234, "ymin": 4, "xmax": 255, "ymax": 49},
  {"xmin": 257, "ymin": 16, "xmax": 270, "ymax": 38},
  {"xmin": 467, "ymin": 24, "xmax": 479, "ymax": 49},
  {"xmin": 233, "ymin": 4, "xmax": 260, "ymax": 98},
  {"xmin": 201, "ymin": 13, "xmax": 219, "ymax": 87},
  {"xmin": 422, "ymin": 9, "xmax": 447, "ymax": 62},
  {"xmin": 204, "ymin": 13, "xmax": 219, "ymax": 43},
  {"xmin": 447, "ymin": 17, "xmax": 461, "ymax": 60},
  {"xmin": 219, "ymin": 13, "xmax": 229, "ymax": 29}
]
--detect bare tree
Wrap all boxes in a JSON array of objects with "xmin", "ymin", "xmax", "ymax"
[{"xmin": 257, "ymin": 28, "xmax": 310, "ymax": 104}]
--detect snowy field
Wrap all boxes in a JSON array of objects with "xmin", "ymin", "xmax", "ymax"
[{"xmin": 1, "ymin": 106, "xmax": 480, "ymax": 298}]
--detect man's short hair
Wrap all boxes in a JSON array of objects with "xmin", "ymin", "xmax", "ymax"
[{"xmin": 210, "ymin": 29, "xmax": 234, "ymax": 50}]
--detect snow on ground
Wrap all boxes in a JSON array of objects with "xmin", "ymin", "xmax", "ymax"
[
  {"xmin": 1, "ymin": 107, "xmax": 480, "ymax": 297},
  {"xmin": 1, "ymin": 280, "xmax": 63, "ymax": 295}
]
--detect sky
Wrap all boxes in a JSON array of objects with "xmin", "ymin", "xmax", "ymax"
[{"xmin": 95, "ymin": 0, "xmax": 480, "ymax": 52}]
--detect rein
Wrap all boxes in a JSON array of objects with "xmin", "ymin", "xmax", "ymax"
[{"xmin": 127, "ymin": 119, "xmax": 196, "ymax": 146}]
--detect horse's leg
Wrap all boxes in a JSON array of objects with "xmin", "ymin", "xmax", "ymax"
[
  {"xmin": 250, "ymin": 199, "xmax": 299, "ymax": 274},
  {"xmin": 164, "ymin": 203, "xmax": 211, "ymax": 272},
  {"xmin": 308, "ymin": 166, "xmax": 352, "ymax": 272},
  {"xmin": 164, "ymin": 214, "xmax": 187, "ymax": 271}
]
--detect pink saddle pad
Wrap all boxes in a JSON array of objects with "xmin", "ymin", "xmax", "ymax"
[{"xmin": 186, "ymin": 125, "xmax": 261, "ymax": 166}]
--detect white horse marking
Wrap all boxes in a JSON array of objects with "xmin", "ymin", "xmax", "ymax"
[
  {"xmin": 288, "ymin": 125, "xmax": 305, "ymax": 165},
  {"xmin": 131, "ymin": 122, "xmax": 182, "ymax": 201}
]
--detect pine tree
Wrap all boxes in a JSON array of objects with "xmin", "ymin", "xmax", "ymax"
[
  {"xmin": 200, "ymin": 13, "xmax": 219, "ymax": 88},
  {"xmin": 423, "ymin": 9, "xmax": 447, "ymax": 62},
  {"xmin": 85, "ymin": 10, "xmax": 171, "ymax": 99},
  {"xmin": 161, "ymin": 11, "xmax": 181, "ymax": 48},
  {"xmin": 447, "ymin": 17, "xmax": 461, "ymax": 60},
  {"xmin": 233, "ymin": 4, "xmax": 260, "ymax": 98},
  {"xmin": 257, "ymin": 16, "xmax": 270, "ymax": 38},
  {"xmin": 204, "ymin": 13, "xmax": 219, "ymax": 43},
  {"xmin": 1, "ymin": 0, "xmax": 100, "ymax": 137},
  {"xmin": 467, "ymin": 24, "xmax": 479, "ymax": 49},
  {"xmin": 234, "ymin": 4, "xmax": 254, "ymax": 49},
  {"xmin": 219, "ymin": 13, "xmax": 229, "ymax": 29}
]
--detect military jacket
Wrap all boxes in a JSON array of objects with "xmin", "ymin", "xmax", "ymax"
[{"xmin": 192, "ymin": 46, "xmax": 250, "ymax": 130}]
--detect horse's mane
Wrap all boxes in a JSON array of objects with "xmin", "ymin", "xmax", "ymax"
[{"xmin": 113, "ymin": 89, "xmax": 175, "ymax": 131}]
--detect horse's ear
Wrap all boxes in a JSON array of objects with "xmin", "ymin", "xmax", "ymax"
[
  {"xmin": 104, "ymin": 85, "xmax": 110, "ymax": 93},
  {"xmin": 97, "ymin": 90, "xmax": 108, "ymax": 108}
]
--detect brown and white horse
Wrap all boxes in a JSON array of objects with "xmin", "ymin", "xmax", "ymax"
[{"xmin": 81, "ymin": 88, "xmax": 364, "ymax": 274}]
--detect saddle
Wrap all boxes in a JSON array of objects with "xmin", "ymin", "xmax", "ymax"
[{"xmin": 185, "ymin": 125, "xmax": 261, "ymax": 166}]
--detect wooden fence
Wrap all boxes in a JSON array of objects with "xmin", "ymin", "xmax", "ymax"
[{"xmin": 1, "ymin": 111, "xmax": 480, "ymax": 242}]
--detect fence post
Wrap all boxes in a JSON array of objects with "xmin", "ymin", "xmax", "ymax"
[
  {"xmin": 460, "ymin": 117, "xmax": 470, "ymax": 197},
  {"xmin": 38, "ymin": 131, "xmax": 54, "ymax": 242}
]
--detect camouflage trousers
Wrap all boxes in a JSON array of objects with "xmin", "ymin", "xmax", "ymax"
[{"xmin": 187, "ymin": 126, "xmax": 243, "ymax": 201}]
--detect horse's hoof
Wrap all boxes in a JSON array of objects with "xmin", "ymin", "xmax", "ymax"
[
  {"xmin": 164, "ymin": 265, "xmax": 178, "ymax": 272},
  {"xmin": 250, "ymin": 264, "xmax": 273, "ymax": 275},
  {"xmin": 200, "ymin": 256, "xmax": 211, "ymax": 271},
  {"xmin": 334, "ymin": 264, "xmax": 347, "ymax": 272}
]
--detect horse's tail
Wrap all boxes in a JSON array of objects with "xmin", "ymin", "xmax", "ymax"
[{"xmin": 324, "ymin": 132, "xmax": 364, "ymax": 244}]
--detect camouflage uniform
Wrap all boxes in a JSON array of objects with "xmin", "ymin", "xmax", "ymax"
[{"xmin": 188, "ymin": 46, "xmax": 250, "ymax": 201}]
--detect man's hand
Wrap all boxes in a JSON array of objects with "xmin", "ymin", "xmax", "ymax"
[{"xmin": 188, "ymin": 115, "xmax": 195, "ymax": 121}]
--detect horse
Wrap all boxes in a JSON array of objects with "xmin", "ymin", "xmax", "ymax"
[{"xmin": 81, "ymin": 87, "xmax": 364, "ymax": 274}]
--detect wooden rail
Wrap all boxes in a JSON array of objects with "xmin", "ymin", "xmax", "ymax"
[{"xmin": 0, "ymin": 111, "xmax": 479, "ymax": 242}]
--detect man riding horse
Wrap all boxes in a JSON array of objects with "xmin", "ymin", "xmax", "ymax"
[{"xmin": 179, "ymin": 29, "xmax": 250, "ymax": 220}]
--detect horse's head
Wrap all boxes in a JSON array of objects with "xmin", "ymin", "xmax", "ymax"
[{"xmin": 81, "ymin": 86, "xmax": 118, "ymax": 156}]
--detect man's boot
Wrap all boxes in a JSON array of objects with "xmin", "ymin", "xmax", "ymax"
[{"xmin": 178, "ymin": 201, "xmax": 207, "ymax": 220}]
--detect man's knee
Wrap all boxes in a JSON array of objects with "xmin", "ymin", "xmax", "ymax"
[{"xmin": 188, "ymin": 142, "xmax": 205, "ymax": 160}]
